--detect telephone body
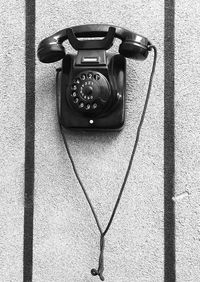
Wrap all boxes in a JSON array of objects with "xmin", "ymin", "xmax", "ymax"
[{"xmin": 37, "ymin": 24, "xmax": 151, "ymax": 130}]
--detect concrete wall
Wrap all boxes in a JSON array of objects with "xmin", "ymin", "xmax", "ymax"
[
  {"xmin": 1, "ymin": 0, "xmax": 25, "ymax": 281},
  {"xmin": 175, "ymin": 1, "xmax": 200, "ymax": 280},
  {"xmin": 0, "ymin": 0, "xmax": 199, "ymax": 281}
]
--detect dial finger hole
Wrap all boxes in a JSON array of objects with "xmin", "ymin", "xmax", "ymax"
[
  {"xmin": 87, "ymin": 72, "xmax": 93, "ymax": 79},
  {"xmin": 79, "ymin": 102, "xmax": 84, "ymax": 108},
  {"xmin": 81, "ymin": 74, "xmax": 86, "ymax": 80},
  {"xmin": 73, "ymin": 78, "xmax": 80, "ymax": 84},
  {"xmin": 71, "ymin": 84, "xmax": 77, "ymax": 90},
  {"xmin": 94, "ymin": 74, "xmax": 100, "ymax": 80},
  {"xmin": 72, "ymin": 92, "xmax": 77, "ymax": 97},
  {"xmin": 86, "ymin": 104, "xmax": 91, "ymax": 110}
]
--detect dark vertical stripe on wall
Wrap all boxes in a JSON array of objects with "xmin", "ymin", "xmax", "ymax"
[
  {"xmin": 23, "ymin": 1, "xmax": 35, "ymax": 281},
  {"xmin": 164, "ymin": 0, "xmax": 175, "ymax": 281}
]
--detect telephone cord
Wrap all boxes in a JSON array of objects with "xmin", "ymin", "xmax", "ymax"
[{"xmin": 56, "ymin": 45, "xmax": 157, "ymax": 281}]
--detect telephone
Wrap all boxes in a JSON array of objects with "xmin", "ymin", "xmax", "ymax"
[
  {"xmin": 37, "ymin": 24, "xmax": 153, "ymax": 131},
  {"xmin": 37, "ymin": 24, "xmax": 157, "ymax": 281}
]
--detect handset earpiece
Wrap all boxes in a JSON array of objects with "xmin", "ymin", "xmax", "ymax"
[
  {"xmin": 119, "ymin": 33, "xmax": 150, "ymax": 60},
  {"xmin": 37, "ymin": 30, "xmax": 67, "ymax": 63}
]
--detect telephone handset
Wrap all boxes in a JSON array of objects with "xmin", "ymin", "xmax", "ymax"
[{"xmin": 37, "ymin": 24, "xmax": 153, "ymax": 130}]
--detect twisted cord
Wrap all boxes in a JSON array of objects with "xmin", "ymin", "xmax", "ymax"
[
  {"xmin": 56, "ymin": 45, "xmax": 157, "ymax": 281},
  {"xmin": 91, "ymin": 234, "xmax": 105, "ymax": 281}
]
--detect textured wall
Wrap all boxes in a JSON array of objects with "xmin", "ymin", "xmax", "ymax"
[
  {"xmin": 175, "ymin": 1, "xmax": 200, "ymax": 280},
  {"xmin": 0, "ymin": 0, "xmax": 199, "ymax": 281},
  {"xmin": 1, "ymin": 0, "xmax": 25, "ymax": 281}
]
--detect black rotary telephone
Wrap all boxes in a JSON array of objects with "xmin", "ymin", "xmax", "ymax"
[
  {"xmin": 38, "ymin": 24, "xmax": 157, "ymax": 281},
  {"xmin": 38, "ymin": 24, "xmax": 154, "ymax": 131}
]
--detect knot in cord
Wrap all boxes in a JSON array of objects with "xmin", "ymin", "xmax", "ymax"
[{"xmin": 91, "ymin": 234, "xmax": 105, "ymax": 281}]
